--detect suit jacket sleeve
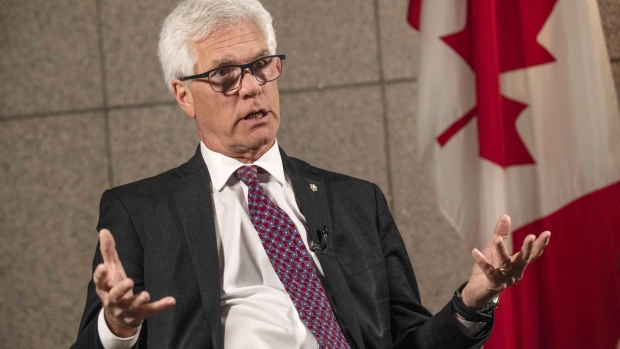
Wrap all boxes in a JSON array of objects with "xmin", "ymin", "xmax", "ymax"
[
  {"xmin": 72, "ymin": 189, "xmax": 147, "ymax": 349},
  {"xmin": 371, "ymin": 183, "xmax": 491, "ymax": 348}
]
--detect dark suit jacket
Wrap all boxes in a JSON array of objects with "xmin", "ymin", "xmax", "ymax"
[{"xmin": 73, "ymin": 147, "xmax": 490, "ymax": 348}]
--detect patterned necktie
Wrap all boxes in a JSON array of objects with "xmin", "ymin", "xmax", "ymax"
[{"xmin": 235, "ymin": 165, "xmax": 351, "ymax": 349}]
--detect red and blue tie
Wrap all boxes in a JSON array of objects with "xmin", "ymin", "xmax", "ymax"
[{"xmin": 235, "ymin": 165, "xmax": 351, "ymax": 349}]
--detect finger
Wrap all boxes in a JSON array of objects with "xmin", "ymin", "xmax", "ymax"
[
  {"xmin": 93, "ymin": 264, "xmax": 113, "ymax": 292},
  {"xmin": 492, "ymin": 214, "xmax": 512, "ymax": 240},
  {"xmin": 108, "ymin": 278, "xmax": 134, "ymax": 305},
  {"xmin": 118, "ymin": 291, "xmax": 151, "ymax": 313},
  {"xmin": 472, "ymin": 248, "xmax": 495, "ymax": 276},
  {"xmin": 519, "ymin": 234, "xmax": 536, "ymax": 263},
  {"xmin": 530, "ymin": 231, "xmax": 551, "ymax": 261},
  {"xmin": 99, "ymin": 229, "xmax": 121, "ymax": 266},
  {"xmin": 494, "ymin": 237, "xmax": 512, "ymax": 270},
  {"xmin": 134, "ymin": 296, "xmax": 176, "ymax": 320}
]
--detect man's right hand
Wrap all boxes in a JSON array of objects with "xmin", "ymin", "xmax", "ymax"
[{"xmin": 94, "ymin": 229, "xmax": 176, "ymax": 338}]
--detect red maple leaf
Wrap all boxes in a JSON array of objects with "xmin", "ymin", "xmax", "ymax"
[{"xmin": 410, "ymin": 0, "xmax": 558, "ymax": 168}]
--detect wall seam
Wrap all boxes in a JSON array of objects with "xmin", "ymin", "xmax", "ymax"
[
  {"xmin": 373, "ymin": 0, "xmax": 395, "ymax": 208},
  {"xmin": 96, "ymin": 0, "xmax": 114, "ymax": 188},
  {"xmin": 0, "ymin": 79, "xmax": 418, "ymax": 121}
]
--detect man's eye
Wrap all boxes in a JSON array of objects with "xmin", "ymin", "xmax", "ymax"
[
  {"xmin": 213, "ymin": 67, "xmax": 232, "ymax": 77},
  {"xmin": 254, "ymin": 59, "xmax": 268, "ymax": 69}
]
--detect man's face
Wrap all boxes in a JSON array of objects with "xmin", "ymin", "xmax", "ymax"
[{"xmin": 176, "ymin": 20, "xmax": 281, "ymax": 161}]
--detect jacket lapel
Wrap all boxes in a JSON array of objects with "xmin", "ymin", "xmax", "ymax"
[
  {"xmin": 281, "ymin": 149, "xmax": 365, "ymax": 349},
  {"xmin": 170, "ymin": 149, "xmax": 222, "ymax": 349}
]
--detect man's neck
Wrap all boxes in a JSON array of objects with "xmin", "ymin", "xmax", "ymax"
[
  {"xmin": 200, "ymin": 139, "xmax": 285, "ymax": 192},
  {"xmin": 201, "ymin": 139, "xmax": 276, "ymax": 164}
]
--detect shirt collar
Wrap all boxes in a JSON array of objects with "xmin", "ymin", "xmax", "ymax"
[{"xmin": 200, "ymin": 139, "xmax": 286, "ymax": 191}]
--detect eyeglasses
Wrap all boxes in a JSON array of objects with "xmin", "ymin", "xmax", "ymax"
[{"xmin": 179, "ymin": 54, "xmax": 286, "ymax": 92}]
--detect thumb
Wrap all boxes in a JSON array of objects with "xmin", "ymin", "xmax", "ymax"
[{"xmin": 99, "ymin": 229, "xmax": 121, "ymax": 266}]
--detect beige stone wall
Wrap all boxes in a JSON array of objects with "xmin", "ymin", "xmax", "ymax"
[{"xmin": 0, "ymin": 0, "xmax": 618, "ymax": 347}]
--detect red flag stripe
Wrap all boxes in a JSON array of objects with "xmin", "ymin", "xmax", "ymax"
[{"xmin": 486, "ymin": 181, "xmax": 620, "ymax": 349}]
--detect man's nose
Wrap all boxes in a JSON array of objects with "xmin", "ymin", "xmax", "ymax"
[{"xmin": 238, "ymin": 68, "xmax": 262, "ymax": 97}]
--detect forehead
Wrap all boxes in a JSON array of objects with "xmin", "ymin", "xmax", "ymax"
[{"xmin": 192, "ymin": 19, "xmax": 269, "ymax": 71}]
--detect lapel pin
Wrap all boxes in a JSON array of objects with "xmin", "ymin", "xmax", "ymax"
[{"xmin": 309, "ymin": 183, "xmax": 318, "ymax": 192}]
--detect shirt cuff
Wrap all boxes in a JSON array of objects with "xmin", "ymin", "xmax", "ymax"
[
  {"xmin": 453, "ymin": 314, "xmax": 487, "ymax": 336},
  {"xmin": 98, "ymin": 309, "xmax": 141, "ymax": 349}
]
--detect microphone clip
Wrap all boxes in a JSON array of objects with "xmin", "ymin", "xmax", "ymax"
[{"xmin": 310, "ymin": 225, "xmax": 329, "ymax": 255}]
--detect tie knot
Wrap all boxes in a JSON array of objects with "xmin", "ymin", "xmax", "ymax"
[{"xmin": 235, "ymin": 165, "xmax": 261, "ymax": 187}]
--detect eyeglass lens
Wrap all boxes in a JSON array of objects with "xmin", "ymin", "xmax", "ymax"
[{"xmin": 209, "ymin": 56, "xmax": 282, "ymax": 92}]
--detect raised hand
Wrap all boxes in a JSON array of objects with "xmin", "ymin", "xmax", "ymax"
[
  {"xmin": 93, "ymin": 229, "xmax": 176, "ymax": 338},
  {"xmin": 461, "ymin": 215, "xmax": 551, "ymax": 308}
]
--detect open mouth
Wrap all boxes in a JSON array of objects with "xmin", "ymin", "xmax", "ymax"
[{"xmin": 244, "ymin": 111, "xmax": 266, "ymax": 121}]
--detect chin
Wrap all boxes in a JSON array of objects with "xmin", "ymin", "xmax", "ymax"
[
  {"xmin": 248, "ymin": 128, "xmax": 277, "ymax": 147},
  {"xmin": 249, "ymin": 136, "xmax": 275, "ymax": 149}
]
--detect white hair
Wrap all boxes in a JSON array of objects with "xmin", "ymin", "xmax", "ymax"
[{"xmin": 158, "ymin": 0, "xmax": 277, "ymax": 91}]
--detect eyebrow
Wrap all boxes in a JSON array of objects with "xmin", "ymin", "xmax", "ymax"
[{"xmin": 208, "ymin": 49, "xmax": 271, "ymax": 70}]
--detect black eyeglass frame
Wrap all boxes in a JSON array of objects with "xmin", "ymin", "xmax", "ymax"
[{"xmin": 178, "ymin": 54, "xmax": 286, "ymax": 92}]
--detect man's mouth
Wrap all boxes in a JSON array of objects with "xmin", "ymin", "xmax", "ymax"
[{"xmin": 244, "ymin": 111, "xmax": 266, "ymax": 120}]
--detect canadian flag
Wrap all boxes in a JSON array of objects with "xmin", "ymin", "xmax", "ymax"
[{"xmin": 409, "ymin": 0, "xmax": 620, "ymax": 348}]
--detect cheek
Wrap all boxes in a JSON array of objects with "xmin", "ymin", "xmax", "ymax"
[
  {"xmin": 267, "ymin": 87, "xmax": 281, "ymax": 118},
  {"xmin": 196, "ymin": 97, "xmax": 234, "ymax": 128}
]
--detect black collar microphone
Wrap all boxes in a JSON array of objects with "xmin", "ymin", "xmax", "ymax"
[{"xmin": 310, "ymin": 225, "xmax": 329, "ymax": 255}]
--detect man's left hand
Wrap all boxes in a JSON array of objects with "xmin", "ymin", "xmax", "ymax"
[{"xmin": 461, "ymin": 214, "xmax": 551, "ymax": 308}]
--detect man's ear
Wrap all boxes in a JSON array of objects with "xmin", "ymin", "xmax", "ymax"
[{"xmin": 172, "ymin": 79, "xmax": 196, "ymax": 119}]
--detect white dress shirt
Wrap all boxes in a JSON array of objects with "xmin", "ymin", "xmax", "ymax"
[{"xmin": 98, "ymin": 140, "xmax": 484, "ymax": 348}]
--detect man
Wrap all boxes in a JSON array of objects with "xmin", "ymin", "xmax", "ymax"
[{"xmin": 73, "ymin": 0, "xmax": 550, "ymax": 348}]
